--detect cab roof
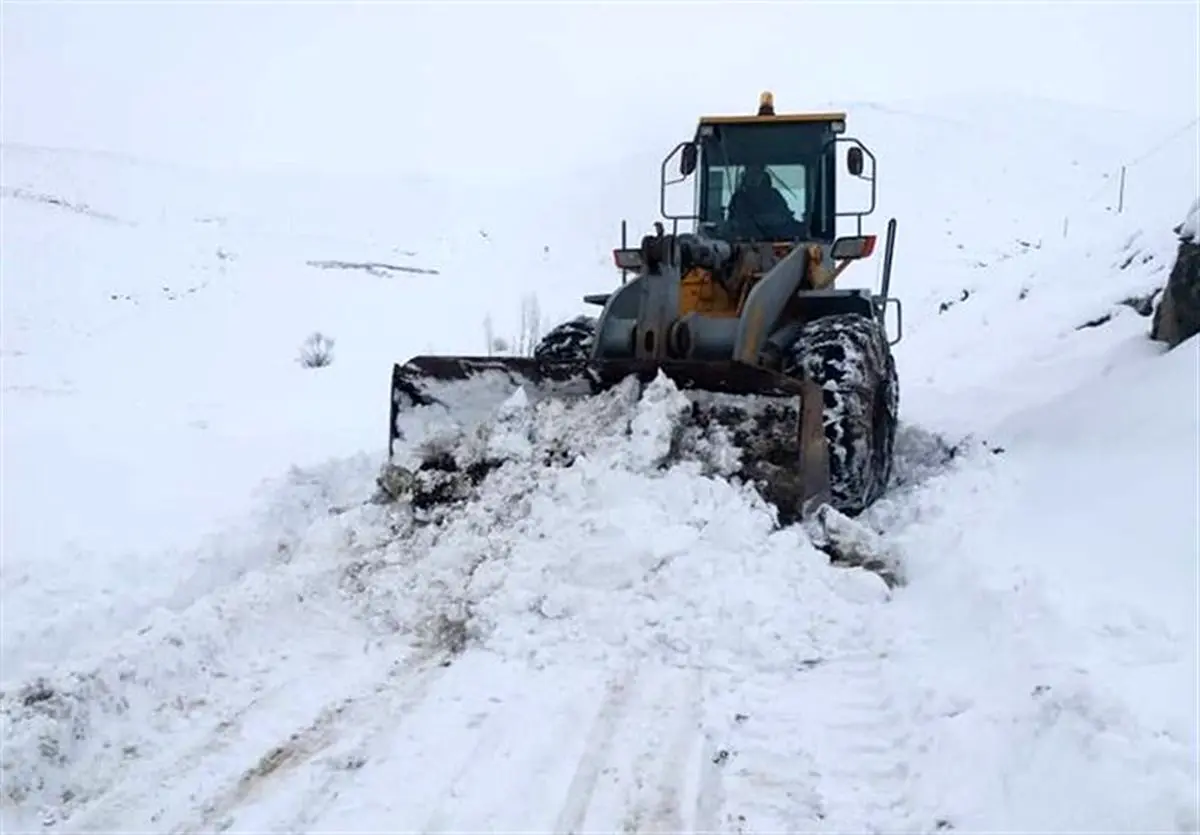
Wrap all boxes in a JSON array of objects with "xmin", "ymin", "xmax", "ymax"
[
  {"xmin": 696, "ymin": 92, "xmax": 846, "ymax": 128},
  {"xmin": 696, "ymin": 111, "xmax": 848, "ymax": 127}
]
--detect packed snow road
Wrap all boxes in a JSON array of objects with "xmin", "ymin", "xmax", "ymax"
[{"xmin": 6, "ymin": 355, "xmax": 1195, "ymax": 833}]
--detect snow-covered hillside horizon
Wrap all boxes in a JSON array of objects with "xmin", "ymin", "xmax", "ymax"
[{"xmin": 2, "ymin": 91, "xmax": 1197, "ymax": 832}]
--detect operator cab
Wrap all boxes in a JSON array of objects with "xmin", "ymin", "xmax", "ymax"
[
  {"xmin": 606, "ymin": 92, "xmax": 879, "ymax": 289},
  {"xmin": 668, "ymin": 92, "xmax": 871, "ymax": 247},
  {"xmin": 692, "ymin": 118, "xmax": 842, "ymax": 242}
]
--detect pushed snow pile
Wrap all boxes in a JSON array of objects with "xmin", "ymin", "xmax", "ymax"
[
  {"xmin": 368, "ymin": 372, "xmax": 895, "ymax": 665},
  {"xmin": 1, "ymin": 373, "xmax": 902, "ymax": 832}
]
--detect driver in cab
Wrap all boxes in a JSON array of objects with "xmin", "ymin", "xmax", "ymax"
[{"xmin": 726, "ymin": 164, "xmax": 803, "ymax": 239}]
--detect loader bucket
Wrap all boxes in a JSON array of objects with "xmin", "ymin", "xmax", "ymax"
[{"xmin": 387, "ymin": 354, "xmax": 833, "ymax": 523}]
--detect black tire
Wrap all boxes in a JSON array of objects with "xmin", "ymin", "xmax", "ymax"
[
  {"xmin": 533, "ymin": 315, "xmax": 597, "ymax": 362},
  {"xmin": 782, "ymin": 313, "xmax": 899, "ymax": 516}
]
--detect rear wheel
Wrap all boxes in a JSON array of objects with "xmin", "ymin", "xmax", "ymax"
[
  {"xmin": 533, "ymin": 315, "xmax": 597, "ymax": 362},
  {"xmin": 783, "ymin": 313, "xmax": 899, "ymax": 516}
]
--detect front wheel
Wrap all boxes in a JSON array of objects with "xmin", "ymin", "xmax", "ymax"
[
  {"xmin": 782, "ymin": 313, "xmax": 899, "ymax": 516},
  {"xmin": 533, "ymin": 315, "xmax": 597, "ymax": 362}
]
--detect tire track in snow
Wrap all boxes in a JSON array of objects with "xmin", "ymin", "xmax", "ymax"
[
  {"xmin": 227, "ymin": 652, "xmax": 637, "ymax": 833},
  {"xmin": 260, "ymin": 653, "xmax": 659, "ymax": 832},
  {"xmin": 56, "ymin": 640, "xmax": 414, "ymax": 833},
  {"xmin": 693, "ymin": 725, "xmax": 729, "ymax": 834},
  {"xmin": 555, "ymin": 663, "xmax": 718, "ymax": 835},
  {"xmin": 176, "ymin": 649, "xmax": 453, "ymax": 834},
  {"xmin": 419, "ymin": 699, "xmax": 520, "ymax": 834},
  {"xmin": 250, "ymin": 654, "xmax": 726, "ymax": 833},
  {"xmin": 816, "ymin": 649, "xmax": 916, "ymax": 831},
  {"xmin": 713, "ymin": 645, "xmax": 919, "ymax": 834},
  {"xmin": 552, "ymin": 664, "xmax": 641, "ymax": 834},
  {"xmin": 621, "ymin": 666, "xmax": 706, "ymax": 834},
  {"xmin": 65, "ymin": 673, "xmax": 301, "ymax": 833}
]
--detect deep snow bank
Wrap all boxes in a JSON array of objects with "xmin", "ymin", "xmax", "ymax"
[
  {"xmin": 861, "ymin": 333, "xmax": 1199, "ymax": 833},
  {"xmin": 894, "ymin": 193, "xmax": 1188, "ymax": 439}
]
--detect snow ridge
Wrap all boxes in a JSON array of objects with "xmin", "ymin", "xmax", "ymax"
[{"xmin": 360, "ymin": 372, "xmax": 895, "ymax": 668}]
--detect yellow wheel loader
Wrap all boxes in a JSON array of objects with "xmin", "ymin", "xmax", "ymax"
[{"xmin": 387, "ymin": 92, "xmax": 902, "ymax": 523}]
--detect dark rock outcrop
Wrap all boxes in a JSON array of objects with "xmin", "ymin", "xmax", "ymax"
[{"xmin": 1150, "ymin": 204, "xmax": 1200, "ymax": 349}]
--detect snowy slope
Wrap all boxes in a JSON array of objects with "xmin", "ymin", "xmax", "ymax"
[
  {"xmin": 869, "ymin": 338, "xmax": 1198, "ymax": 831},
  {"xmin": 0, "ymin": 142, "xmax": 621, "ymax": 681},
  {"xmin": 2, "ymin": 96, "xmax": 1197, "ymax": 832}
]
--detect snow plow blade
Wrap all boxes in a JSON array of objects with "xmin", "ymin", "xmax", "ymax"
[{"xmin": 387, "ymin": 355, "xmax": 833, "ymax": 522}]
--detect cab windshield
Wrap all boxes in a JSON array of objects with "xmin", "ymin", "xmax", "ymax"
[{"xmin": 696, "ymin": 120, "xmax": 837, "ymax": 242}]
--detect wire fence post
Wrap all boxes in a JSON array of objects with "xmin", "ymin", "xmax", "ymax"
[{"xmin": 1117, "ymin": 165, "xmax": 1126, "ymax": 214}]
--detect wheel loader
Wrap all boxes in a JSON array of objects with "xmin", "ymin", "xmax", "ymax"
[{"xmin": 386, "ymin": 92, "xmax": 902, "ymax": 522}]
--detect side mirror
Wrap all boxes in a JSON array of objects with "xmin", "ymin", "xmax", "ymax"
[
  {"xmin": 680, "ymin": 143, "xmax": 698, "ymax": 177},
  {"xmin": 847, "ymin": 146, "xmax": 864, "ymax": 177}
]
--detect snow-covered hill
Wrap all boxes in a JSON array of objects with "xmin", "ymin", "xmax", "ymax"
[{"xmin": 1, "ymin": 95, "xmax": 1196, "ymax": 833}]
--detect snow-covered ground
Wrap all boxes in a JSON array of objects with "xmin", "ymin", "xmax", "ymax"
[{"xmin": 1, "ymin": 95, "xmax": 1197, "ymax": 833}]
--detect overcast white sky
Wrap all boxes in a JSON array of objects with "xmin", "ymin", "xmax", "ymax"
[{"xmin": 2, "ymin": 1, "xmax": 1197, "ymax": 180}]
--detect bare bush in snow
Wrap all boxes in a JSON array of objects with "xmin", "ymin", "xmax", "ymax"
[
  {"xmin": 483, "ymin": 314, "xmax": 512, "ymax": 356},
  {"xmin": 516, "ymin": 294, "xmax": 542, "ymax": 357},
  {"xmin": 483, "ymin": 294, "xmax": 543, "ymax": 357},
  {"xmin": 298, "ymin": 332, "xmax": 335, "ymax": 368}
]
